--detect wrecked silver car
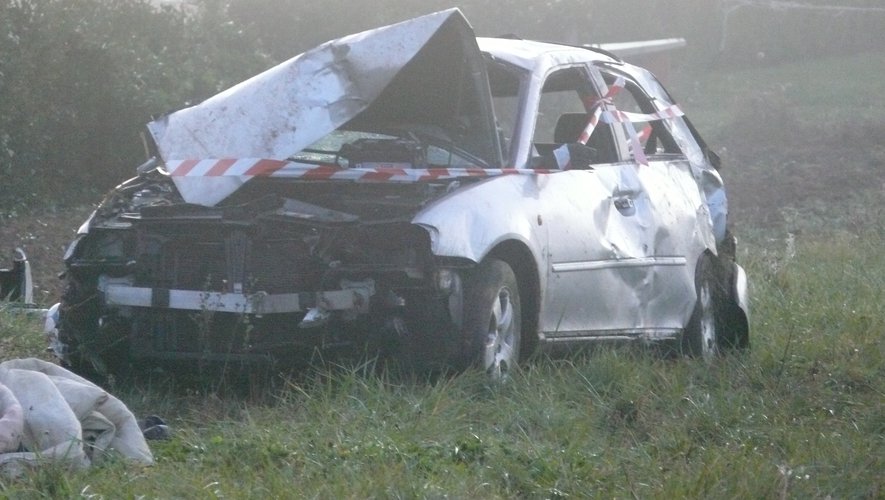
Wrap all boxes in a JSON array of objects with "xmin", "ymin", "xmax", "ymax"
[{"xmin": 56, "ymin": 9, "xmax": 749, "ymax": 378}]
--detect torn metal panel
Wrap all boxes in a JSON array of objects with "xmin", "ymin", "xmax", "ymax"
[
  {"xmin": 0, "ymin": 249, "xmax": 33, "ymax": 305},
  {"xmin": 593, "ymin": 38, "xmax": 687, "ymax": 58},
  {"xmin": 149, "ymin": 8, "xmax": 499, "ymax": 207}
]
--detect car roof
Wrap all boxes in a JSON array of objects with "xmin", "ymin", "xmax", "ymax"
[{"xmin": 477, "ymin": 37, "xmax": 620, "ymax": 73}]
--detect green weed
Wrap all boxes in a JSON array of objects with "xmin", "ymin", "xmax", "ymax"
[{"xmin": 2, "ymin": 229, "xmax": 881, "ymax": 497}]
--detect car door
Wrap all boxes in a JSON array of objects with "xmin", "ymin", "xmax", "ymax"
[
  {"xmin": 591, "ymin": 67, "xmax": 710, "ymax": 334},
  {"xmin": 528, "ymin": 65, "xmax": 659, "ymax": 338}
]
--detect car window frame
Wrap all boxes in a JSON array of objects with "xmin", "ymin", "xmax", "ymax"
[
  {"xmin": 484, "ymin": 55, "xmax": 531, "ymax": 168},
  {"xmin": 515, "ymin": 62, "xmax": 628, "ymax": 169},
  {"xmin": 595, "ymin": 62, "xmax": 708, "ymax": 168}
]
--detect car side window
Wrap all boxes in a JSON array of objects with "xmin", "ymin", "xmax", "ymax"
[
  {"xmin": 532, "ymin": 67, "xmax": 619, "ymax": 166},
  {"xmin": 602, "ymin": 72, "xmax": 684, "ymax": 159}
]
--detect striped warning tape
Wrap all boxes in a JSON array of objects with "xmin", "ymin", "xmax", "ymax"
[
  {"xmin": 577, "ymin": 77, "xmax": 626, "ymax": 145},
  {"xmin": 600, "ymin": 105, "xmax": 685, "ymax": 126},
  {"xmin": 166, "ymin": 76, "xmax": 685, "ymax": 178},
  {"xmin": 575, "ymin": 76, "xmax": 684, "ymax": 165},
  {"xmin": 165, "ymin": 159, "xmax": 557, "ymax": 181}
]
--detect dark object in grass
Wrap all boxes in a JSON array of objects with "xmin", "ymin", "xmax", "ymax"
[
  {"xmin": 138, "ymin": 415, "xmax": 171, "ymax": 441},
  {"xmin": 0, "ymin": 248, "xmax": 33, "ymax": 305}
]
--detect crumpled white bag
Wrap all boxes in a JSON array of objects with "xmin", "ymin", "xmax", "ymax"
[
  {"xmin": 0, "ymin": 382, "xmax": 23, "ymax": 453},
  {"xmin": 0, "ymin": 358, "xmax": 153, "ymax": 477}
]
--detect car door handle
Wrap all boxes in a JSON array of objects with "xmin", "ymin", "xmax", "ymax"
[{"xmin": 614, "ymin": 197, "xmax": 635, "ymax": 213}]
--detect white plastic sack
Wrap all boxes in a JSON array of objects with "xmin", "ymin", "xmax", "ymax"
[
  {"xmin": 0, "ymin": 382, "xmax": 23, "ymax": 453},
  {"xmin": 0, "ymin": 358, "xmax": 153, "ymax": 476}
]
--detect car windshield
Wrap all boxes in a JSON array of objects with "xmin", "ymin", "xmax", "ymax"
[{"xmin": 289, "ymin": 126, "xmax": 487, "ymax": 168}]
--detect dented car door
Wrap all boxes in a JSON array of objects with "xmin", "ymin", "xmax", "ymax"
[{"xmin": 532, "ymin": 67, "xmax": 660, "ymax": 338}]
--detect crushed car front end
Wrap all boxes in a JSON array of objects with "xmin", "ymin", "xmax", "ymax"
[
  {"xmin": 55, "ymin": 9, "xmax": 500, "ymax": 375},
  {"xmin": 58, "ymin": 168, "xmax": 479, "ymax": 372}
]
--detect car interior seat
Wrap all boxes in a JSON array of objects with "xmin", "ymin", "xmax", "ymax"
[{"xmin": 553, "ymin": 113, "xmax": 617, "ymax": 163}]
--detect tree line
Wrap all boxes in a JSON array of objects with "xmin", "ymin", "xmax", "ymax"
[{"xmin": 1, "ymin": 0, "xmax": 879, "ymax": 210}]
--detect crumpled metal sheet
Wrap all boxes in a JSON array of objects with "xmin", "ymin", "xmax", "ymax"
[
  {"xmin": 0, "ymin": 248, "xmax": 33, "ymax": 305},
  {"xmin": 148, "ymin": 8, "xmax": 478, "ymax": 207}
]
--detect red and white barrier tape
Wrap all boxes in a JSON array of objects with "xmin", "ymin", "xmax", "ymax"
[
  {"xmin": 601, "ymin": 105, "xmax": 684, "ymax": 126},
  {"xmin": 166, "ymin": 77, "xmax": 685, "ymax": 178},
  {"xmin": 606, "ymin": 104, "xmax": 684, "ymax": 165},
  {"xmin": 637, "ymin": 124, "xmax": 653, "ymax": 143},
  {"xmin": 165, "ymin": 158, "xmax": 557, "ymax": 182},
  {"xmin": 575, "ymin": 76, "xmax": 684, "ymax": 165},
  {"xmin": 577, "ymin": 77, "xmax": 625, "ymax": 144}
]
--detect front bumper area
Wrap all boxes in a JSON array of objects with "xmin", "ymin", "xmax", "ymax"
[{"xmin": 99, "ymin": 277, "xmax": 376, "ymax": 315}]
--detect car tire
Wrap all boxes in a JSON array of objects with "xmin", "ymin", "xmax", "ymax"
[
  {"xmin": 460, "ymin": 258, "xmax": 521, "ymax": 378},
  {"xmin": 397, "ymin": 291, "xmax": 456, "ymax": 374},
  {"xmin": 719, "ymin": 263, "xmax": 750, "ymax": 351},
  {"xmin": 58, "ymin": 277, "xmax": 127, "ymax": 382},
  {"xmin": 57, "ymin": 278, "xmax": 95, "ymax": 369},
  {"xmin": 683, "ymin": 254, "xmax": 720, "ymax": 361}
]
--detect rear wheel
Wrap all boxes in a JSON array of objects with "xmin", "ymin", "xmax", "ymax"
[
  {"xmin": 718, "ymin": 262, "xmax": 750, "ymax": 351},
  {"xmin": 460, "ymin": 259, "xmax": 521, "ymax": 378},
  {"xmin": 683, "ymin": 255, "xmax": 720, "ymax": 361}
]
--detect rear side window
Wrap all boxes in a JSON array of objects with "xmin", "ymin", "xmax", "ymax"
[{"xmin": 603, "ymin": 72, "xmax": 684, "ymax": 159}]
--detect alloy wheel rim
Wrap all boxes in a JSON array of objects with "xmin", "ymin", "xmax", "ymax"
[{"xmin": 484, "ymin": 287, "xmax": 516, "ymax": 378}]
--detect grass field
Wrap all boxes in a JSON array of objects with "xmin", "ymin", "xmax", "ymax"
[{"xmin": 1, "ymin": 51, "xmax": 883, "ymax": 497}]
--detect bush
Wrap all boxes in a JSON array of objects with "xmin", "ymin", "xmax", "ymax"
[
  {"xmin": 2, "ymin": 0, "xmax": 879, "ymax": 212},
  {"xmin": 0, "ymin": 0, "xmax": 268, "ymax": 210}
]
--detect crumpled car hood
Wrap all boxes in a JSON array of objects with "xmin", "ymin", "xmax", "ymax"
[{"xmin": 147, "ymin": 8, "xmax": 498, "ymax": 207}]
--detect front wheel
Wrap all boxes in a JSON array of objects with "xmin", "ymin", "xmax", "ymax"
[
  {"xmin": 460, "ymin": 259, "xmax": 522, "ymax": 378},
  {"xmin": 57, "ymin": 276, "xmax": 129, "ymax": 382},
  {"xmin": 683, "ymin": 255, "xmax": 720, "ymax": 361}
]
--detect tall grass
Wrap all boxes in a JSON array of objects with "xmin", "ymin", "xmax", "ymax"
[{"xmin": 1, "ymin": 229, "xmax": 882, "ymax": 497}]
